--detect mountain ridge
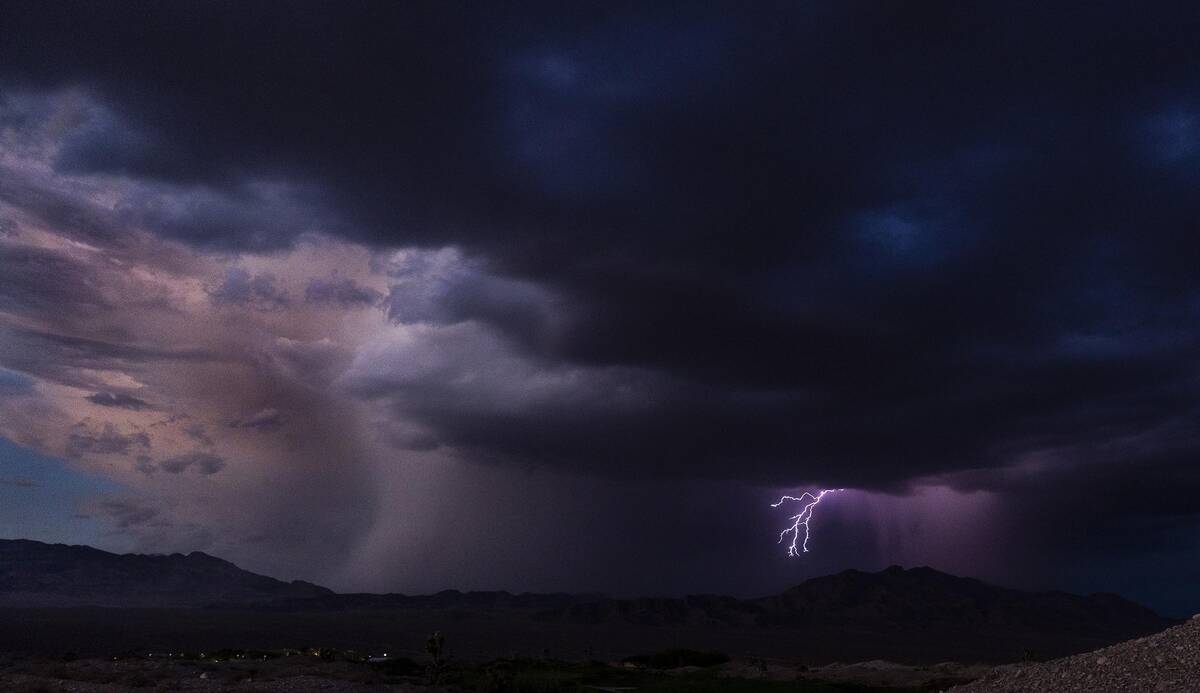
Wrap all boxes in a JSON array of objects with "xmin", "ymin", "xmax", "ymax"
[
  {"xmin": 0, "ymin": 539, "xmax": 1175, "ymax": 647},
  {"xmin": 0, "ymin": 538, "xmax": 332, "ymax": 607}
]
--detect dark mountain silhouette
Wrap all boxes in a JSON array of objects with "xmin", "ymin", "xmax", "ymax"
[
  {"xmin": 0, "ymin": 539, "xmax": 1173, "ymax": 649},
  {"xmin": 546, "ymin": 565, "xmax": 1171, "ymax": 639},
  {"xmin": 759, "ymin": 565, "xmax": 1169, "ymax": 636},
  {"xmin": 0, "ymin": 539, "xmax": 332, "ymax": 607}
]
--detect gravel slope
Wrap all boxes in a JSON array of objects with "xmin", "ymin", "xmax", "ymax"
[{"xmin": 953, "ymin": 615, "xmax": 1199, "ymax": 692}]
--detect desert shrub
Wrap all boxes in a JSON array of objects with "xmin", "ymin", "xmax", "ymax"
[
  {"xmin": 426, "ymin": 630, "xmax": 450, "ymax": 683},
  {"xmin": 622, "ymin": 649, "xmax": 730, "ymax": 669}
]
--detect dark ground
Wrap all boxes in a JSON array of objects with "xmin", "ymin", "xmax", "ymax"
[
  {"xmin": 0, "ymin": 605, "xmax": 1175, "ymax": 691},
  {"xmin": 0, "ymin": 646, "xmax": 985, "ymax": 692},
  {"xmin": 0, "ymin": 653, "xmax": 955, "ymax": 693},
  {"xmin": 0, "ymin": 607, "xmax": 1144, "ymax": 664}
]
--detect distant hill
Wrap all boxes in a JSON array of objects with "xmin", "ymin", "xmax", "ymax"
[
  {"xmin": 0, "ymin": 539, "xmax": 332, "ymax": 607},
  {"xmin": 762, "ymin": 565, "xmax": 1169, "ymax": 636},
  {"xmin": 547, "ymin": 565, "xmax": 1171, "ymax": 640}
]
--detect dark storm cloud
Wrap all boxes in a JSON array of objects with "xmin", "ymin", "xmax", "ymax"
[
  {"xmin": 65, "ymin": 422, "xmax": 150, "ymax": 458},
  {"xmin": 207, "ymin": 268, "xmax": 290, "ymax": 311},
  {"xmin": 157, "ymin": 452, "xmax": 227, "ymax": 476},
  {"xmin": 383, "ymin": 258, "xmax": 558, "ymax": 351},
  {"xmin": 95, "ymin": 498, "xmax": 162, "ymax": 529},
  {"xmin": 112, "ymin": 180, "xmax": 334, "ymax": 252},
  {"xmin": 0, "ymin": 326, "xmax": 212, "ymax": 391},
  {"xmin": 86, "ymin": 392, "xmax": 151, "ymax": 410},
  {"xmin": 0, "ymin": 166, "xmax": 123, "ymax": 246},
  {"xmin": 133, "ymin": 456, "xmax": 157, "ymax": 476},
  {"xmin": 4, "ymin": 1, "xmax": 1200, "ymax": 500},
  {"xmin": 944, "ymin": 415, "xmax": 1200, "ymax": 536},
  {"xmin": 227, "ymin": 408, "xmax": 284, "ymax": 431},
  {"xmin": 304, "ymin": 275, "xmax": 382, "ymax": 307},
  {"xmin": 184, "ymin": 423, "xmax": 213, "ymax": 447},
  {"xmin": 89, "ymin": 497, "xmax": 219, "ymax": 553},
  {"xmin": 0, "ymin": 244, "xmax": 112, "ymax": 322}
]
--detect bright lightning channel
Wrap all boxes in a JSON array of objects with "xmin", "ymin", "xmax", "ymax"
[{"xmin": 772, "ymin": 489, "xmax": 843, "ymax": 556}]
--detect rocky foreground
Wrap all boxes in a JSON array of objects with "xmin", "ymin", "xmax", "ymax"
[{"xmin": 954, "ymin": 614, "xmax": 1200, "ymax": 692}]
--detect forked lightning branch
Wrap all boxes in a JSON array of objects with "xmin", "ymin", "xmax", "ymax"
[{"xmin": 772, "ymin": 489, "xmax": 843, "ymax": 556}]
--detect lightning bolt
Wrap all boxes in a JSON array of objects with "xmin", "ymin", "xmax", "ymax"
[{"xmin": 772, "ymin": 489, "xmax": 843, "ymax": 556}]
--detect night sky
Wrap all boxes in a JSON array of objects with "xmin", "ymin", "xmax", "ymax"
[{"xmin": 1, "ymin": 2, "xmax": 1199, "ymax": 616}]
